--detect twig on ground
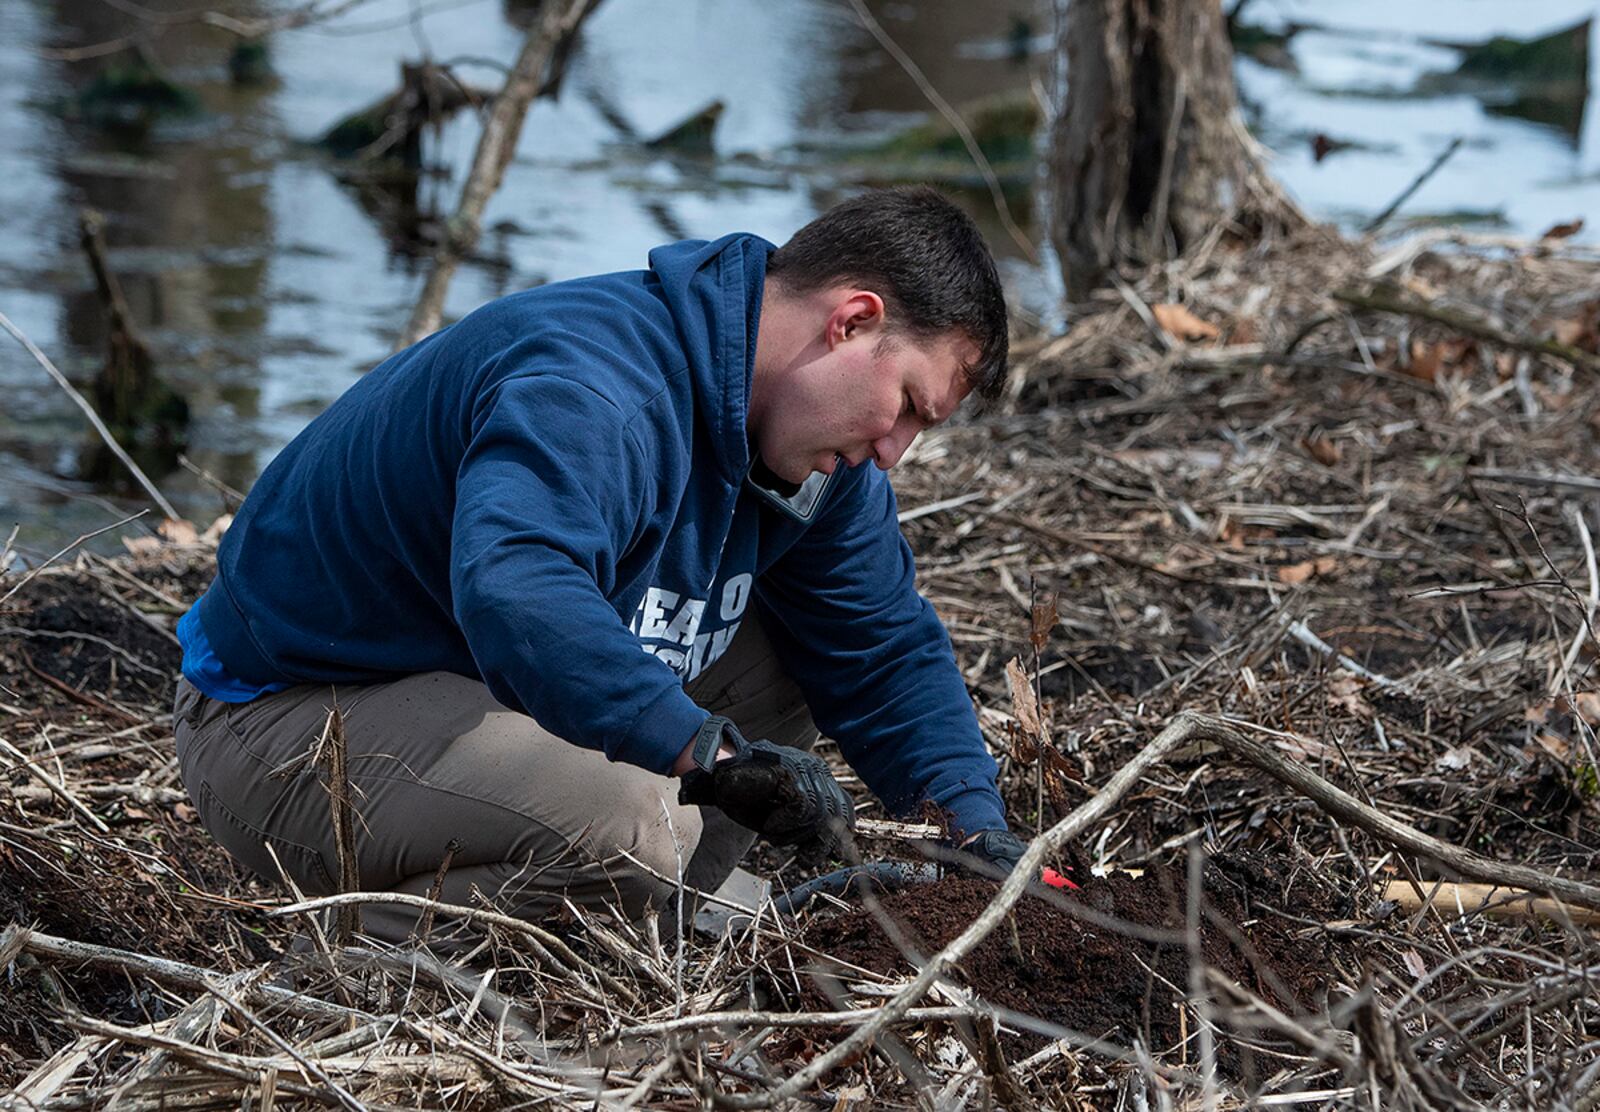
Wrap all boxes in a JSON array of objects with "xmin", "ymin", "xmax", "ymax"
[{"xmin": 314, "ymin": 702, "xmax": 363, "ymax": 946}]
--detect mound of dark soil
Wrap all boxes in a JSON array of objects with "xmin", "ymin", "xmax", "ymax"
[
  {"xmin": 800, "ymin": 852, "xmax": 1332, "ymax": 1062},
  {"xmin": 2, "ymin": 573, "xmax": 182, "ymax": 711}
]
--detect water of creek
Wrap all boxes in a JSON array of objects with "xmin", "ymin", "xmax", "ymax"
[{"xmin": 0, "ymin": 0, "xmax": 1596, "ymax": 556}]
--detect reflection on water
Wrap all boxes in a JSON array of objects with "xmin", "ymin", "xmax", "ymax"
[{"xmin": 0, "ymin": 0, "xmax": 1595, "ymax": 555}]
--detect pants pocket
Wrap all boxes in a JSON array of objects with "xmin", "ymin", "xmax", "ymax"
[{"xmin": 198, "ymin": 779, "xmax": 335, "ymax": 895}]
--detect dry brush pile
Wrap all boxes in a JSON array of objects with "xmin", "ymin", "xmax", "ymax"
[{"xmin": 2, "ymin": 223, "xmax": 1599, "ymax": 1109}]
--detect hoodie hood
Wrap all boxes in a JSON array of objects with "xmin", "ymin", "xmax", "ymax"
[{"xmin": 648, "ymin": 233, "xmax": 773, "ymax": 483}]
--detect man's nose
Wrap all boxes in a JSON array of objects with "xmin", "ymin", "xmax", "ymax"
[{"xmin": 872, "ymin": 423, "xmax": 918, "ymax": 470}]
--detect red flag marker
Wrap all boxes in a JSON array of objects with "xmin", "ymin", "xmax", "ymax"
[{"xmin": 1040, "ymin": 866, "xmax": 1079, "ymax": 890}]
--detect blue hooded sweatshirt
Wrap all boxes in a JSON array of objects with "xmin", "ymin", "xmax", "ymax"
[{"xmin": 181, "ymin": 233, "xmax": 1006, "ymax": 836}]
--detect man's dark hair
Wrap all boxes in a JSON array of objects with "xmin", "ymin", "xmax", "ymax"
[{"xmin": 766, "ymin": 186, "xmax": 1010, "ymax": 400}]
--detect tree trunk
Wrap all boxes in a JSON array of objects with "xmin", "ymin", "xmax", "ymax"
[{"xmin": 1048, "ymin": 0, "xmax": 1302, "ymax": 300}]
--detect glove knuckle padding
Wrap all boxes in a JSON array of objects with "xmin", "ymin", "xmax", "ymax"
[
  {"xmin": 968, "ymin": 829, "xmax": 1026, "ymax": 872},
  {"xmin": 676, "ymin": 732, "xmax": 854, "ymax": 848}
]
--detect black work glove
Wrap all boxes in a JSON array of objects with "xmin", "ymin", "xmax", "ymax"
[
  {"xmin": 678, "ymin": 716, "xmax": 854, "ymax": 851},
  {"xmin": 958, "ymin": 829, "xmax": 1027, "ymax": 877}
]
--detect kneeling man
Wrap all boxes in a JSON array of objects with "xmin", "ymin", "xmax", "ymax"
[{"xmin": 172, "ymin": 186, "xmax": 1027, "ymax": 943}]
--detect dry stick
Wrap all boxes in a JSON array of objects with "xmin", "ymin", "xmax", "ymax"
[
  {"xmin": 1363, "ymin": 136, "xmax": 1462, "ymax": 233},
  {"xmin": 616, "ymin": 1006, "xmax": 985, "ymax": 1042},
  {"xmin": 0, "ymin": 734, "xmax": 112, "ymax": 833},
  {"xmin": 263, "ymin": 841, "xmax": 354, "ymax": 1013},
  {"xmin": 176, "ymin": 452, "xmax": 246, "ymax": 506},
  {"xmin": 856, "ymin": 816, "xmax": 943, "ymax": 840},
  {"xmin": 1331, "ymin": 283, "xmax": 1600, "ymax": 374},
  {"xmin": 201, "ymin": 975, "xmax": 367, "ymax": 1112},
  {"xmin": 1029, "ymin": 576, "xmax": 1046, "ymax": 828},
  {"xmin": 412, "ymin": 837, "xmax": 461, "ymax": 946},
  {"xmin": 1518, "ymin": 500, "xmax": 1600, "ymax": 779},
  {"xmin": 16, "ymin": 928, "xmax": 373, "ymax": 1027},
  {"xmin": 327, "ymin": 944, "xmax": 547, "ymax": 1052},
  {"xmin": 102, "ymin": 971, "xmax": 244, "ymax": 1107},
  {"xmin": 1209, "ymin": 716, "xmax": 1600, "ymax": 910},
  {"xmin": 0, "ymin": 512, "xmax": 148, "ymax": 609},
  {"xmin": 1380, "ymin": 881, "xmax": 1600, "ymax": 929},
  {"xmin": 398, "ymin": 0, "xmax": 602, "ymax": 348},
  {"xmin": 729, "ymin": 711, "xmax": 1600, "ymax": 1108},
  {"xmin": 1186, "ymin": 837, "xmax": 1218, "ymax": 1112},
  {"xmin": 54, "ymin": 1013, "xmax": 369, "ymax": 1106},
  {"xmin": 0, "ymin": 310, "xmax": 178, "ymax": 521},
  {"xmin": 270, "ymin": 890, "xmax": 641, "ymax": 1007},
  {"xmin": 316, "ymin": 703, "xmax": 362, "ymax": 946},
  {"xmin": 1469, "ymin": 468, "xmax": 1600, "ymax": 496},
  {"xmin": 1559, "ymin": 506, "xmax": 1598, "ymax": 680},
  {"xmin": 972, "ymin": 1015, "xmax": 1039, "ymax": 1112}
]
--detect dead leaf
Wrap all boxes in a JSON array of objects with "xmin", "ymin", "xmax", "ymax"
[
  {"xmin": 1532, "ymin": 732, "xmax": 1571, "ymax": 762},
  {"xmin": 158, "ymin": 519, "xmax": 199, "ymax": 545},
  {"xmin": 1217, "ymin": 516, "xmax": 1244, "ymax": 550},
  {"xmin": 1277, "ymin": 561, "xmax": 1315, "ymax": 584},
  {"xmin": 1006, "ymin": 657, "xmax": 1043, "ymax": 739},
  {"xmin": 1541, "ymin": 217, "xmax": 1584, "ymax": 240},
  {"xmin": 1152, "ymin": 303, "xmax": 1221, "ymax": 342},
  {"xmin": 1030, "ymin": 591, "xmax": 1058, "ymax": 652},
  {"xmin": 201, "ymin": 514, "xmax": 234, "ymax": 545},
  {"xmin": 173, "ymin": 801, "xmax": 199, "ymax": 823},
  {"xmin": 1301, "ymin": 429, "xmax": 1342, "ymax": 467},
  {"xmin": 1327, "ymin": 675, "xmax": 1371, "ymax": 719},
  {"xmin": 1553, "ymin": 318, "xmax": 1586, "ymax": 347},
  {"xmin": 1557, "ymin": 691, "xmax": 1600, "ymax": 726},
  {"xmin": 1008, "ymin": 722, "xmax": 1038, "ymax": 764},
  {"xmin": 1228, "ymin": 317, "xmax": 1260, "ymax": 346},
  {"xmin": 1276, "ymin": 556, "xmax": 1339, "ymax": 584},
  {"xmin": 1543, "ymin": 300, "xmax": 1600, "ymax": 354},
  {"xmin": 1401, "ymin": 275, "xmax": 1442, "ymax": 300},
  {"xmin": 1403, "ymin": 949, "xmax": 1428, "ymax": 980},
  {"xmin": 1436, "ymin": 746, "xmax": 1475, "ymax": 771},
  {"xmin": 1406, "ymin": 340, "xmax": 1444, "ymax": 383},
  {"xmin": 121, "ymin": 536, "xmax": 161, "ymax": 555}
]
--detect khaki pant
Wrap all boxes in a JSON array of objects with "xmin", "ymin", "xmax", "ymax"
[{"xmin": 172, "ymin": 612, "xmax": 818, "ymax": 945}]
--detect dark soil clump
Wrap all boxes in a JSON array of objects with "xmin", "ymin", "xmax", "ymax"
[
  {"xmin": 800, "ymin": 852, "xmax": 1333, "ymax": 1068},
  {"xmin": 3, "ymin": 573, "xmax": 182, "ymax": 710}
]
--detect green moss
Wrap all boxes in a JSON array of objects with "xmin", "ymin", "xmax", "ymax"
[
  {"xmin": 645, "ymin": 101, "xmax": 725, "ymax": 153},
  {"xmin": 228, "ymin": 40, "xmax": 275, "ymax": 87},
  {"xmin": 1454, "ymin": 18, "xmax": 1590, "ymax": 83},
  {"xmin": 877, "ymin": 91, "xmax": 1039, "ymax": 169},
  {"xmin": 1575, "ymin": 762, "xmax": 1599, "ymax": 801},
  {"xmin": 317, "ymin": 110, "xmax": 390, "ymax": 159},
  {"xmin": 1230, "ymin": 22, "xmax": 1298, "ymax": 71},
  {"xmin": 74, "ymin": 51, "xmax": 202, "ymax": 130}
]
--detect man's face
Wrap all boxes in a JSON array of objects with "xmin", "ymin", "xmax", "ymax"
[{"xmin": 751, "ymin": 292, "xmax": 978, "ymax": 486}]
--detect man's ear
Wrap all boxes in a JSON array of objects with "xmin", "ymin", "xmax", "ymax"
[{"xmin": 825, "ymin": 291, "xmax": 885, "ymax": 350}]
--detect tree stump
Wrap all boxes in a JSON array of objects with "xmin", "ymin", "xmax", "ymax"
[
  {"xmin": 78, "ymin": 210, "xmax": 189, "ymax": 486},
  {"xmin": 1047, "ymin": 0, "xmax": 1303, "ymax": 300}
]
